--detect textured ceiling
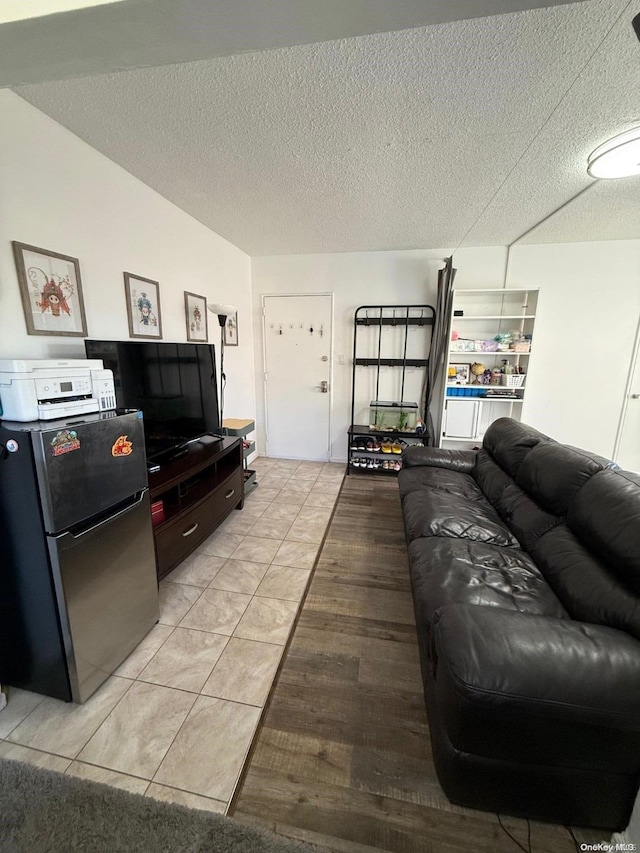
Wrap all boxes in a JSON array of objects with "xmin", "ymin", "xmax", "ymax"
[
  {"xmin": 0, "ymin": 0, "xmax": 583, "ymax": 86},
  {"xmin": 11, "ymin": 0, "xmax": 640, "ymax": 254}
]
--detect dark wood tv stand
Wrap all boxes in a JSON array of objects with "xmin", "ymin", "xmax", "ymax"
[{"xmin": 148, "ymin": 435, "xmax": 243, "ymax": 581}]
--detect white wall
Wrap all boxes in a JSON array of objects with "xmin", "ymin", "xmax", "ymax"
[
  {"xmin": 507, "ymin": 240, "xmax": 640, "ymax": 457},
  {"xmin": 251, "ymin": 246, "xmax": 531, "ymax": 461},
  {"xmin": 251, "ymin": 249, "xmax": 453, "ymax": 461},
  {"xmin": 252, "ymin": 242, "xmax": 640, "ymax": 462},
  {"xmin": 0, "ymin": 90, "xmax": 255, "ymax": 423}
]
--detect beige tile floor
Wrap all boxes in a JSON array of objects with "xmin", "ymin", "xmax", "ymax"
[{"xmin": 0, "ymin": 457, "xmax": 344, "ymax": 814}]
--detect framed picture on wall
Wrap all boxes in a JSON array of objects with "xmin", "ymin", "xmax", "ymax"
[
  {"xmin": 448, "ymin": 363, "xmax": 470, "ymax": 384},
  {"xmin": 184, "ymin": 291, "xmax": 208, "ymax": 342},
  {"xmin": 124, "ymin": 272, "xmax": 163, "ymax": 339},
  {"xmin": 12, "ymin": 241, "xmax": 88, "ymax": 337},
  {"xmin": 223, "ymin": 311, "xmax": 238, "ymax": 346}
]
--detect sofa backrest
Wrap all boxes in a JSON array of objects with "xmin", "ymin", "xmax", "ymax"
[
  {"xmin": 472, "ymin": 419, "xmax": 553, "ymax": 551},
  {"xmin": 481, "ymin": 418, "xmax": 550, "ymax": 479},
  {"xmin": 468, "ymin": 418, "xmax": 640, "ymax": 638},
  {"xmin": 516, "ymin": 442, "xmax": 616, "ymax": 516},
  {"xmin": 530, "ymin": 469, "xmax": 640, "ymax": 640},
  {"xmin": 475, "ymin": 422, "xmax": 631, "ymax": 573}
]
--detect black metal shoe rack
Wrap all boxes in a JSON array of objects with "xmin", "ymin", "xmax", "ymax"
[{"xmin": 348, "ymin": 304, "xmax": 435, "ymax": 476}]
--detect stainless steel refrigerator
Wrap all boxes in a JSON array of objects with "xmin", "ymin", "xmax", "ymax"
[{"xmin": 0, "ymin": 409, "xmax": 158, "ymax": 703}]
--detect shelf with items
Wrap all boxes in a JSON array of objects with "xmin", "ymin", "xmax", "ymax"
[
  {"xmin": 349, "ymin": 304, "xmax": 435, "ymax": 477},
  {"xmin": 447, "ymin": 349, "xmax": 531, "ymax": 357},
  {"xmin": 223, "ymin": 418, "xmax": 258, "ymax": 496},
  {"xmin": 348, "ymin": 425, "xmax": 424, "ymax": 476},
  {"xmin": 439, "ymin": 289, "xmax": 538, "ymax": 447}
]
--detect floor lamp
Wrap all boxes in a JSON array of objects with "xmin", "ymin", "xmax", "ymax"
[{"xmin": 207, "ymin": 303, "xmax": 236, "ymax": 430}]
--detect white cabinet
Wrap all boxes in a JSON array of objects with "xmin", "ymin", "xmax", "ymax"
[
  {"xmin": 444, "ymin": 400, "xmax": 481, "ymax": 438},
  {"xmin": 439, "ymin": 288, "xmax": 538, "ymax": 448}
]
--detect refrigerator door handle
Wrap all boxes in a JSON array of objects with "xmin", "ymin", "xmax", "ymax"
[{"xmin": 63, "ymin": 491, "xmax": 147, "ymax": 540}]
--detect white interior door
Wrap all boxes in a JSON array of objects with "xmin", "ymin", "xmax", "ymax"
[
  {"xmin": 615, "ymin": 318, "xmax": 640, "ymax": 473},
  {"xmin": 263, "ymin": 294, "xmax": 332, "ymax": 461}
]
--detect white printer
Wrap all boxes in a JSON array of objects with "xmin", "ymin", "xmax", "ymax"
[{"xmin": 0, "ymin": 358, "xmax": 116, "ymax": 422}]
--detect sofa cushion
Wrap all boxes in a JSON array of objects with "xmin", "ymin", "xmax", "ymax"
[
  {"xmin": 431, "ymin": 605, "xmax": 640, "ymax": 774},
  {"xmin": 530, "ymin": 524, "xmax": 640, "ymax": 641},
  {"xmin": 481, "ymin": 417, "xmax": 549, "ymax": 479},
  {"xmin": 402, "ymin": 446, "xmax": 476, "ymax": 472},
  {"xmin": 407, "ymin": 537, "xmax": 567, "ymax": 652},
  {"xmin": 568, "ymin": 469, "xmax": 640, "ymax": 597},
  {"xmin": 399, "ymin": 466, "xmax": 485, "ymax": 502},
  {"xmin": 469, "ymin": 452, "xmax": 558, "ymax": 554},
  {"xmin": 516, "ymin": 442, "xmax": 616, "ymax": 516},
  {"xmin": 473, "ymin": 450, "xmax": 517, "ymax": 506},
  {"xmin": 402, "ymin": 488, "xmax": 519, "ymax": 547},
  {"xmin": 493, "ymin": 484, "xmax": 560, "ymax": 552}
]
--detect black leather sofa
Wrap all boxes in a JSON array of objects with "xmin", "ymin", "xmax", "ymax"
[{"xmin": 398, "ymin": 417, "xmax": 640, "ymax": 830}]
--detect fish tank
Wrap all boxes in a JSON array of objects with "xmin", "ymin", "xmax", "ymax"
[{"xmin": 369, "ymin": 401, "xmax": 418, "ymax": 432}]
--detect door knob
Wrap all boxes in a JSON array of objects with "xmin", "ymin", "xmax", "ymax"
[
  {"xmin": 631, "ymin": 393, "xmax": 640, "ymax": 399},
  {"xmin": 316, "ymin": 380, "xmax": 329, "ymax": 393}
]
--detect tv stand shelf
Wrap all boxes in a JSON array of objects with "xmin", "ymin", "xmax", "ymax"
[{"xmin": 148, "ymin": 435, "xmax": 243, "ymax": 581}]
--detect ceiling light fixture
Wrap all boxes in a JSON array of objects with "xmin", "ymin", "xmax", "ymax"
[{"xmin": 587, "ymin": 127, "xmax": 640, "ymax": 179}]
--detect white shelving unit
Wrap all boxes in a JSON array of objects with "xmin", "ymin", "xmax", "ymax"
[{"xmin": 439, "ymin": 288, "xmax": 538, "ymax": 449}]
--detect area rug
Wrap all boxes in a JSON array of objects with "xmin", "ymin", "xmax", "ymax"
[{"xmin": 0, "ymin": 757, "xmax": 325, "ymax": 853}]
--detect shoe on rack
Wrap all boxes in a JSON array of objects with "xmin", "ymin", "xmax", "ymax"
[
  {"xmin": 392, "ymin": 439, "xmax": 405, "ymax": 454},
  {"xmin": 381, "ymin": 439, "xmax": 392, "ymax": 453}
]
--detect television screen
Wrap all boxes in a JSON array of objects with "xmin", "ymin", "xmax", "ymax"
[{"xmin": 85, "ymin": 340, "xmax": 220, "ymax": 460}]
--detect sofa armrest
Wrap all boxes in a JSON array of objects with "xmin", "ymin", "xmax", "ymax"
[
  {"xmin": 432, "ymin": 604, "xmax": 640, "ymax": 725},
  {"xmin": 402, "ymin": 446, "xmax": 477, "ymax": 472}
]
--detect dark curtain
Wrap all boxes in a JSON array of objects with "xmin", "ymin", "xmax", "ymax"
[{"xmin": 425, "ymin": 256, "xmax": 456, "ymax": 445}]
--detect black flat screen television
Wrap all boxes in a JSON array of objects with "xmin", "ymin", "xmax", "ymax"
[{"xmin": 85, "ymin": 340, "xmax": 221, "ymax": 461}]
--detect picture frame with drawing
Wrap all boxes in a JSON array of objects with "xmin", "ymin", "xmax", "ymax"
[
  {"xmin": 448, "ymin": 363, "xmax": 470, "ymax": 385},
  {"xmin": 124, "ymin": 272, "xmax": 163, "ymax": 339},
  {"xmin": 12, "ymin": 241, "xmax": 88, "ymax": 337},
  {"xmin": 223, "ymin": 311, "xmax": 238, "ymax": 346},
  {"xmin": 184, "ymin": 291, "xmax": 208, "ymax": 342}
]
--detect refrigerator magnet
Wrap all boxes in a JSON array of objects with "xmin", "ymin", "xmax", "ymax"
[
  {"xmin": 50, "ymin": 430, "xmax": 80, "ymax": 456},
  {"xmin": 111, "ymin": 435, "xmax": 133, "ymax": 457}
]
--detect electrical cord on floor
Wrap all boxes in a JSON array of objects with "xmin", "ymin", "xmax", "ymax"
[
  {"xmin": 565, "ymin": 825, "xmax": 581, "ymax": 852},
  {"xmin": 497, "ymin": 813, "xmax": 532, "ymax": 853}
]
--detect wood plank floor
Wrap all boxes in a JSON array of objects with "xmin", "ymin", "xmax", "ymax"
[{"xmin": 232, "ymin": 473, "xmax": 605, "ymax": 853}]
